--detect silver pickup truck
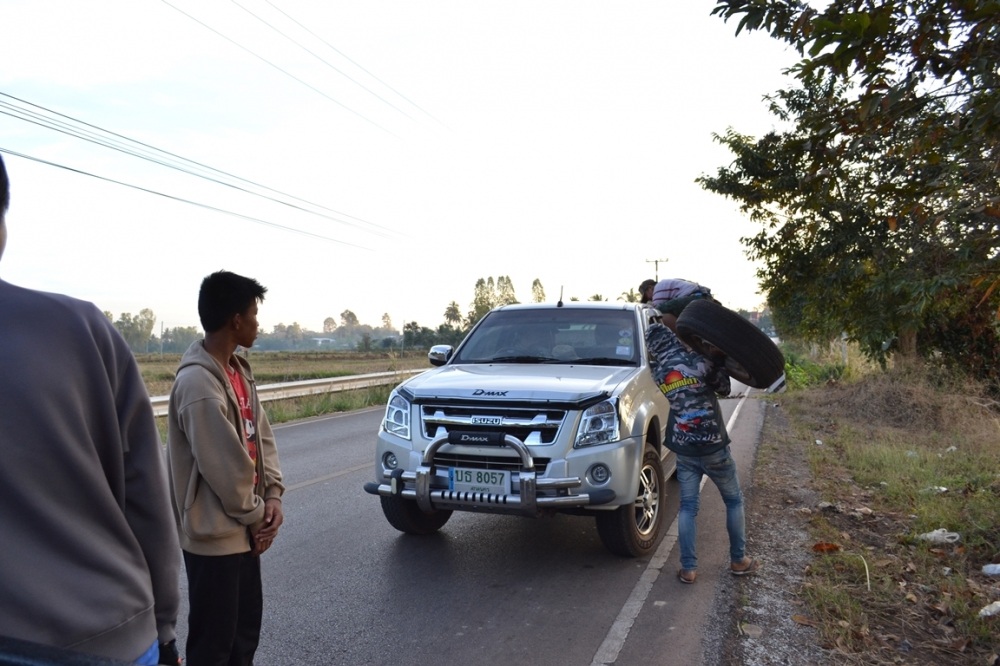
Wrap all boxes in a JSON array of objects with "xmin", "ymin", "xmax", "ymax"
[{"xmin": 363, "ymin": 301, "xmax": 675, "ymax": 557}]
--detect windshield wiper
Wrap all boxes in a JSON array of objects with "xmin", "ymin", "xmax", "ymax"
[
  {"xmin": 570, "ymin": 357, "xmax": 632, "ymax": 366},
  {"xmin": 489, "ymin": 355, "xmax": 562, "ymax": 364}
]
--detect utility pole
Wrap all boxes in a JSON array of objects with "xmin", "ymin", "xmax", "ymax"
[{"xmin": 646, "ymin": 258, "xmax": 668, "ymax": 281}]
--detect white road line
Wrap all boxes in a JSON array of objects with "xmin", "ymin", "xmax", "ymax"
[
  {"xmin": 590, "ymin": 391, "xmax": 752, "ymax": 666},
  {"xmin": 286, "ymin": 462, "xmax": 374, "ymax": 492}
]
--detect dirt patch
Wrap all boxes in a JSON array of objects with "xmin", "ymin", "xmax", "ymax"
[
  {"xmin": 715, "ymin": 394, "xmax": 1000, "ymax": 666},
  {"xmin": 715, "ymin": 400, "xmax": 831, "ymax": 665}
]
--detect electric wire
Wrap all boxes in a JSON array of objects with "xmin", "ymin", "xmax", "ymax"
[
  {"xmin": 158, "ymin": 0, "xmax": 397, "ymax": 137},
  {"xmin": 262, "ymin": 0, "xmax": 447, "ymax": 129},
  {"xmin": 0, "ymin": 147, "xmax": 370, "ymax": 249},
  {"xmin": 0, "ymin": 92, "xmax": 398, "ymax": 239},
  {"xmin": 229, "ymin": 0, "xmax": 417, "ymax": 124}
]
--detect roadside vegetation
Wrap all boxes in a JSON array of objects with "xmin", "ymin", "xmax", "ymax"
[
  {"xmin": 140, "ymin": 350, "xmax": 431, "ymax": 439},
  {"xmin": 763, "ymin": 342, "xmax": 1000, "ymax": 664},
  {"xmin": 138, "ymin": 350, "xmax": 430, "ymax": 398}
]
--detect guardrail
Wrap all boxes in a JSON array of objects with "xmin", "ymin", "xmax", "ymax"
[{"xmin": 150, "ymin": 369, "xmax": 424, "ymax": 417}]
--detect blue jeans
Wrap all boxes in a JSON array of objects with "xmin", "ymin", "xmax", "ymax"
[
  {"xmin": 676, "ymin": 446, "xmax": 746, "ymax": 571},
  {"xmin": 135, "ymin": 640, "xmax": 158, "ymax": 665}
]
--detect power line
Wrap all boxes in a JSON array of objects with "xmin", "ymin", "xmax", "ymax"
[
  {"xmin": 0, "ymin": 92, "xmax": 398, "ymax": 239},
  {"xmin": 262, "ymin": 0, "xmax": 447, "ymax": 129},
  {"xmin": 0, "ymin": 147, "xmax": 370, "ymax": 249},
  {"xmin": 229, "ymin": 0, "xmax": 418, "ymax": 124},
  {"xmin": 158, "ymin": 0, "xmax": 397, "ymax": 137}
]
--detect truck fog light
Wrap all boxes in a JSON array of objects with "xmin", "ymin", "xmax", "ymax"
[
  {"xmin": 382, "ymin": 452, "xmax": 399, "ymax": 470},
  {"xmin": 589, "ymin": 463, "xmax": 611, "ymax": 485}
]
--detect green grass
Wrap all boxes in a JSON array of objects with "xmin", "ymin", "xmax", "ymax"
[
  {"xmin": 138, "ymin": 350, "xmax": 430, "ymax": 397},
  {"xmin": 771, "ymin": 346, "xmax": 1000, "ymax": 662},
  {"xmin": 145, "ymin": 352, "xmax": 421, "ymax": 440}
]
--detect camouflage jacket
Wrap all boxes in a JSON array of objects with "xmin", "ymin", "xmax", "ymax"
[{"xmin": 645, "ymin": 322, "xmax": 731, "ymax": 457}]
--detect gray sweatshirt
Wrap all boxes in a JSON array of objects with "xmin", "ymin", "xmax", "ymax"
[{"xmin": 0, "ymin": 279, "xmax": 180, "ymax": 661}]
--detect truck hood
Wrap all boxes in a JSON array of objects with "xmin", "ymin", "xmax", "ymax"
[{"xmin": 399, "ymin": 363, "xmax": 639, "ymax": 403}]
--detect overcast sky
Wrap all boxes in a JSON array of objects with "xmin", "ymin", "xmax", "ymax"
[{"xmin": 0, "ymin": 0, "xmax": 795, "ymax": 333}]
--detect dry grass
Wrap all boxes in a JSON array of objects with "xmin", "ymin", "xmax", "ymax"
[
  {"xmin": 772, "ymin": 363, "xmax": 1000, "ymax": 664},
  {"xmin": 138, "ymin": 350, "xmax": 431, "ymax": 398},
  {"xmin": 141, "ymin": 350, "xmax": 432, "ymax": 439}
]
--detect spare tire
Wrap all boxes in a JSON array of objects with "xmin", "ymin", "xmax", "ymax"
[{"xmin": 675, "ymin": 299, "xmax": 785, "ymax": 390}]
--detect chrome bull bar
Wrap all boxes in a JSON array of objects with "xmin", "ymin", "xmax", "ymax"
[{"xmin": 364, "ymin": 433, "xmax": 616, "ymax": 515}]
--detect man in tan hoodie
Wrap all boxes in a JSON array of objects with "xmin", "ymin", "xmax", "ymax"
[{"xmin": 167, "ymin": 270, "xmax": 284, "ymax": 666}]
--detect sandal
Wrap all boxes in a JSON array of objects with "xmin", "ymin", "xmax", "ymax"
[
  {"xmin": 730, "ymin": 557, "xmax": 759, "ymax": 576},
  {"xmin": 677, "ymin": 568, "xmax": 697, "ymax": 584}
]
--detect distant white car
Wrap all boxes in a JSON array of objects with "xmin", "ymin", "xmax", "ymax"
[{"xmin": 363, "ymin": 301, "xmax": 675, "ymax": 557}]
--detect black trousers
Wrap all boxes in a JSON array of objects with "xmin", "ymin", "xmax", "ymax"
[{"xmin": 183, "ymin": 550, "xmax": 263, "ymax": 666}]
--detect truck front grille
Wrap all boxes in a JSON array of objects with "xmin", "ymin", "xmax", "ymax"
[
  {"xmin": 420, "ymin": 404, "xmax": 567, "ymax": 445},
  {"xmin": 431, "ymin": 451, "xmax": 551, "ymax": 475}
]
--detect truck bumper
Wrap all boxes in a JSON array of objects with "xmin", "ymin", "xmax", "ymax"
[{"xmin": 362, "ymin": 433, "xmax": 617, "ymax": 516}]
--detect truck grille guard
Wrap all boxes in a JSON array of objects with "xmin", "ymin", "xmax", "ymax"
[{"xmin": 364, "ymin": 432, "xmax": 616, "ymax": 515}]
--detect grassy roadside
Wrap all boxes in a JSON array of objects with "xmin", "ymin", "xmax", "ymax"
[
  {"xmin": 765, "ymin": 343, "xmax": 1000, "ymax": 663},
  {"xmin": 142, "ymin": 350, "xmax": 429, "ymax": 439},
  {"xmin": 138, "ymin": 350, "xmax": 431, "ymax": 398}
]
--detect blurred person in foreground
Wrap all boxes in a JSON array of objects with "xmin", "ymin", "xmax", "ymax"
[
  {"xmin": 0, "ymin": 153, "xmax": 181, "ymax": 663},
  {"xmin": 644, "ymin": 303, "xmax": 758, "ymax": 584},
  {"xmin": 167, "ymin": 270, "xmax": 284, "ymax": 666}
]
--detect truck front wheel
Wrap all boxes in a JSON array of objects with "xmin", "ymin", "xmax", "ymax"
[
  {"xmin": 380, "ymin": 495, "xmax": 452, "ymax": 535},
  {"xmin": 595, "ymin": 442, "xmax": 664, "ymax": 557}
]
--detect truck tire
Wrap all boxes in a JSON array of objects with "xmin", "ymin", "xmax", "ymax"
[
  {"xmin": 380, "ymin": 495, "xmax": 452, "ymax": 535},
  {"xmin": 675, "ymin": 299, "xmax": 785, "ymax": 390},
  {"xmin": 596, "ymin": 442, "xmax": 664, "ymax": 557}
]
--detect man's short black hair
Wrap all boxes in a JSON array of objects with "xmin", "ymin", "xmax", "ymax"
[
  {"xmin": 198, "ymin": 270, "xmax": 267, "ymax": 333},
  {"xmin": 0, "ymin": 153, "xmax": 9, "ymax": 215},
  {"xmin": 638, "ymin": 279, "xmax": 656, "ymax": 304}
]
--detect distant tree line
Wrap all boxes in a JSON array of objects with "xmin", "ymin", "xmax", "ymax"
[{"xmin": 108, "ymin": 275, "xmax": 773, "ymax": 355}]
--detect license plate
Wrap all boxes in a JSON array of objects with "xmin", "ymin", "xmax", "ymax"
[{"xmin": 448, "ymin": 467, "xmax": 509, "ymax": 495}]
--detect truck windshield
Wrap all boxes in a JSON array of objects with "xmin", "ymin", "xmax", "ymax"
[{"xmin": 454, "ymin": 309, "xmax": 638, "ymax": 366}]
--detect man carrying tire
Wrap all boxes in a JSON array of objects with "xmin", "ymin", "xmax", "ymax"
[
  {"xmin": 644, "ymin": 310, "xmax": 759, "ymax": 584},
  {"xmin": 639, "ymin": 278, "xmax": 715, "ymax": 331}
]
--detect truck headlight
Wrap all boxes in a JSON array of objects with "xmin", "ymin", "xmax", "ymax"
[
  {"xmin": 574, "ymin": 399, "xmax": 619, "ymax": 449},
  {"xmin": 383, "ymin": 392, "xmax": 411, "ymax": 440}
]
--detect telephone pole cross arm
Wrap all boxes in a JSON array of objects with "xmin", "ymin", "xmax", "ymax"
[{"xmin": 645, "ymin": 258, "xmax": 668, "ymax": 281}]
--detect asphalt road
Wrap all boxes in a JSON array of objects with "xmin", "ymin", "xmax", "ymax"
[{"xmin": 173, "ymin": 386, "xmax": 764, "ymax": 666}]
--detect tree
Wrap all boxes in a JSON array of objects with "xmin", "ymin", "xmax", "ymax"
[
  {"xmin": 464, "ymin": 275, "xmax": 521, "ymax": 328},
  {"xmin": 112, "ymin": 309, "xmax": 157, "ymax": 353},
  {"xmin": 286, "ymin": 322, "xmax": 304, "ymax": 344},
  {"xmin": 323, "ymin": 317, "xmax": 337, "ymax": 333},
  {"xmin": 588, "ymin": 294, "xmax": 606, "ymax": 302},
  {"xmin": 620, "ymin": 288, "xmax": 641, "ymax": 303},
  {"xmin": 712, "ymin": 0, "xmax": 1000, "ymax": 155},
  {"xmin": 381, "ymin": 313, "xmax": 393, "ymax": 330},
  {"xmin": 443, "ymin": 301, "xmax": 462, "ymax": 326},
  {"xmin": 403, "ymin": 321, "xmax": 434, "ymax": 348},
  {"xmin": 436, "ymin": 322, "xmax": 465, "ymax": 346},
  {"xmin": 340, "ymin": 310, "xmax": 359, "ymax": 327},
  {"xmin": 531, "ymin": 278, "xmax": 546, "ymax": 303},
  {"xmin": 161, "ymin": 325, "xmax": 201, "ymax": 353},
  {"xmin": 701, "ymin": 2, "xmax": 1000, "ymax": 379},
  {"xmin": 496, "ymin": 276, "xmax": 518, "ymax": 305},
  {"xmin": 467, "ymin": 277, "xmax": 496, "ymax": 328}
]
